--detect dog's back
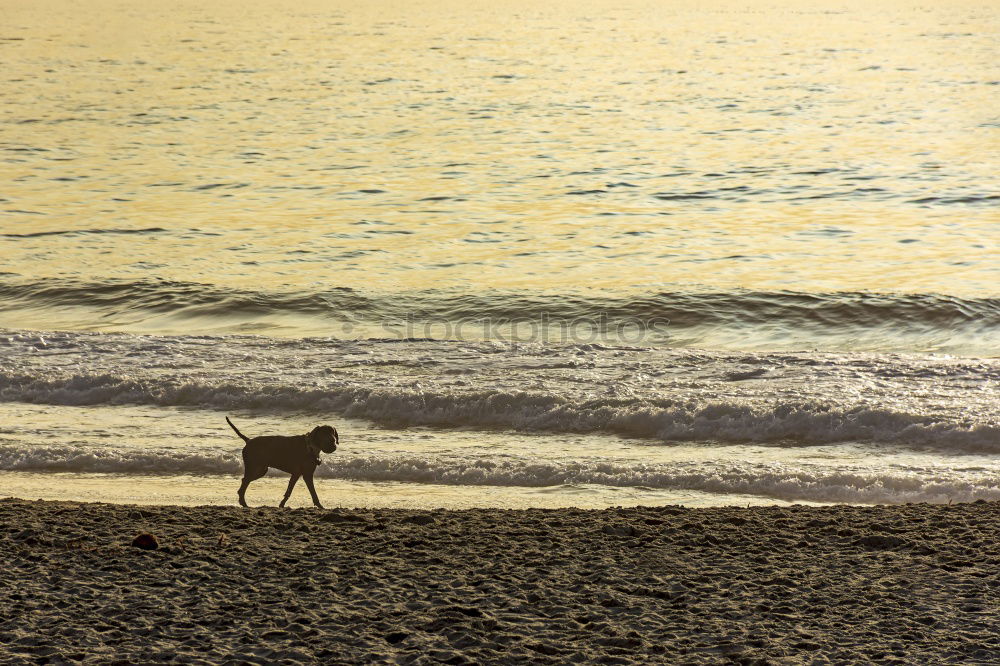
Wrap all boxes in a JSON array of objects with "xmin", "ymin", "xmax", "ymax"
[{"xmin": 228, "ymin": 417, "xmax": 311, "ymax": 471}]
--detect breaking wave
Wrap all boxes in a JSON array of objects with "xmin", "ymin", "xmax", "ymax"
[{"xmin": 1, "ymin": 370, "xmax": 996, "ymax": 451}]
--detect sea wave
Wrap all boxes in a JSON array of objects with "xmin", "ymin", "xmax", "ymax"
[
  {"xmin": 0, "ymin": 275, "xmax": 997, "ymax": 353},
  {"xmin": 2, "ymin": 444, "xmax": 997, "ymax": 505},
  {"xmin": 1, "ymin": 370, "xmax": 996, "ymax": 451}
]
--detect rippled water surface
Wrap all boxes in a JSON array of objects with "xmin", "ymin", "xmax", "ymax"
[{"xmin": 2, "ymin": 0, "xmax": 997, "ymax": 345}]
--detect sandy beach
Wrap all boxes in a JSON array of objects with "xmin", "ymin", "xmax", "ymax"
[{"xmin": 2, "ymin": 499, "xmax": 999, "ymax": 664}]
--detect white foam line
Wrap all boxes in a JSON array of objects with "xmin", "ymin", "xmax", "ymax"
[{"xmin": 2, "ymin": 445, "xmax": 998, "ymax": 504}]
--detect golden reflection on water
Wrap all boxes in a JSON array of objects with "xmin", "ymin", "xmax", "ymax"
[{"xmin": 1, "ymin": 0, "xmax": 997, "ymax": 298}]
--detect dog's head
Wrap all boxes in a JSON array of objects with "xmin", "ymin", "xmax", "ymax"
[{"xmin": 309, "ymin": 425, "xmax": 339, "ymax": 454}]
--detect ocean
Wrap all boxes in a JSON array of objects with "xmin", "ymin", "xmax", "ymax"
[{"xmin": 1, "ymin": 0, "xmax": 997, "ymax": 508}]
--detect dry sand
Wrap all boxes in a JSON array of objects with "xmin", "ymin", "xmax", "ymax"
[{"xmin": 2, "ymin": 499, "xmax": 999, "ymax": 665}]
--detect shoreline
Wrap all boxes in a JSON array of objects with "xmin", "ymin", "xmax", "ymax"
[
  {"xmin": 0, "ymin": 471, "xmax": 834, "ymax": 510},
  {"xmin": 3, "ymin": 499, "xmax": 999, "ymax": 664}
]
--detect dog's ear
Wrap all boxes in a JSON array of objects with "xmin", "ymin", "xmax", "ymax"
[
  {"xmin": 332, "ymin": 427, "xmax": 339, "ymax": 446},
  {"xmin": 308, "ymin": 426, "xmax": 323, "ymax": 446}
]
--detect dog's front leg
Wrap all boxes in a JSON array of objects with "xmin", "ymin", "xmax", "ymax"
[
  {"xmin": 279, "ymin": 474, "xmax": 301, "ymax": 508},
  {"xmin": 303, "ymin": 472, "xmax": 323, "ymax": 509}
]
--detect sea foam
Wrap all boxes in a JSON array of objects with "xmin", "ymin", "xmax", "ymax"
[
  {"xmin": 1, "ymin": 327, "xmax": 997, "ymax": 451},
  {"xmin": 2, "ymin": 444, "xmax": 997, "ymax": 505}
]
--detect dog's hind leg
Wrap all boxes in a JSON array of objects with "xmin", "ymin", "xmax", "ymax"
[
  {"xmin": 278, "ymin": 474, "xmax": 300, "ymax": 508},
  {"xmin": 238, "ymin": 466, "xmax": 267, "ymax": 507},
  {"xmin": 237, "ymin": 479, "xmax": 250, "ymax": 507},
  {"xmin": 303, "ymin": 472, "xmax": 324, "ymax": 509}
]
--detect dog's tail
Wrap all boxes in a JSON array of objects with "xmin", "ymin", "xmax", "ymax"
[{"xmin": 226, "ymin": 417, "xmax": 250, "ymax": 443}]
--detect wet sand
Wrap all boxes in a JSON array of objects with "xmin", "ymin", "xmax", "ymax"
[{"xmin": 2, "ymin": 499, "xmax": 999, "ymax": 664}]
